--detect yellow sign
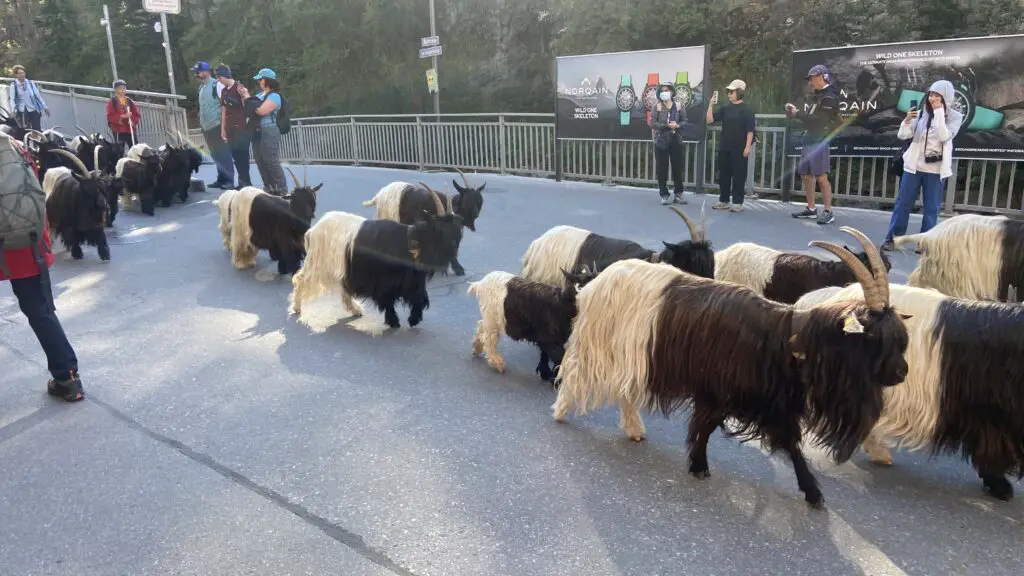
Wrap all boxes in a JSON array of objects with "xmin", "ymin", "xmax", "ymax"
[{"xmin": 426, "ymin": 68, "xmax": 438, "ymax": 93}]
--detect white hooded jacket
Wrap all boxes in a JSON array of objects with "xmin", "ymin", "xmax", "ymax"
[{"xmin": 897, "ymin": 80, "xmax": 963, "ymax": 179}]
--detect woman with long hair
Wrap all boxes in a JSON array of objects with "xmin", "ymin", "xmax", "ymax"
[
  {"xmin": 239, "ymin": 68, "xmax": 288, "ymax": 196},
  {"xmin": 881, "ymin": 80, "xmax": 963, "ymax": 251},
  {"xmin": 649, "ymin": 83, "xmax": 687, "ymax": 205}
]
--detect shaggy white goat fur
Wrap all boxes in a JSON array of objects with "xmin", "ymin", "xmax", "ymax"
[
  {"xmin": 520, "ymin": 225, "xmax": 591, "ymax": 287},
  {"xmin": 42, "ymin": 166, "xmax": 72, "ymax": 198},
  {"xmin": 287, "ymin": 211, "xmax": 366, "ymax": 318},
  {"xmin": 552, "ymin": 259, "xmax": 684, "ymax": 441},
  {"xmin": 894, "ymin": 213, "xmax": 1005, "ymax": 300},
  {"xmin": 215, "ymin": 188, "xmax": 241, "ymax": 251},
  {"xmin": 114, "ymin": 157, "xmax": 137, "ymax": 210},
  {"xmin": 467, "ymin": 271, "xmax": 515, "ymax": 374},
  {"xmin": 361, "ymin": 181, "xmax": 406, "ymax": 221},
  {"xmin": 227, "ymin": 187, "xmax": 267, "ymax": 269},
  {"xmin": 713, "ymin": 242, "xmax": 780, "ymax": 293},
  {"xmin": 126, "ymin": 143, "xmax": 153, "ymax": 163},
  {"xmin": 794, "ymin": 283, "xmax": 944, "ymax": 465}
]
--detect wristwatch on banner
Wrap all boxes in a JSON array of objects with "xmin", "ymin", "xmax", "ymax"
[
  {"xmin": 616, "ymin": 74, "xmax": 637, "ymax": 126},
  {"xmin": 673, "ymin": 71, "xmax": 693, "ymax": 109},
  {"xmin": 896, "ymin": 89, "xmax": 1004, "ymax": 131},
  {"xmin": 642, "ymin": 73, "xmax": 661, "ymax": 112}
]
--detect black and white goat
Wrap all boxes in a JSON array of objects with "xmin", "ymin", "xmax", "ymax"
[
  {"xmin": 714, "ymin": 241, "xmax": 893, "ymax": 304},
  {"xmin": 155, "ymin": 132, "xmax": 203, "ymax": 206},
  {"xmin": 467, "ymin": 265, "xmax": 597, "ymax": 382},
  {"xmin": 0, "ymin": 107, "xmax": 27, "ymax": 141},
  {"xmin": 116, "ymin": 143, "xmax": 162, "ymax": 215},
  {"xmin": 893, "ymin": 213, "xmax": 1024, "ymax": 302},
  {"xmin": 224, "ymin": 169, "xmax": 322, "ymax": 275},
  {"xmin": 288, "ymin": 188, "xmax": 461, "ymax": 329},
  {"xmin": 552, "ymin": 227, "xmax": 909, "ymax": 508},
  {"xmin": 42, "ymin": 150, "xmax": 110, "ymax": 260},
  {"xmin": 520, "ymin": 206, "xmax": 714, "ymax": 288},
  {"xmin": 24, "ymin": 128, "xmax": 76, "ymax": 181}
]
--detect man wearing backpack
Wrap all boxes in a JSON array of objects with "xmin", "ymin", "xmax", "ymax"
[
  {"xmin": 192, "ymin": 61, "xmax": 235, "ymax": 190},
  {"xmin": 0, "ymin": 136, "xmax": 84, "ymax": 402},
  {"xmin": 7, "ymin": 65, "xmax": 50, "ymax": 131}
]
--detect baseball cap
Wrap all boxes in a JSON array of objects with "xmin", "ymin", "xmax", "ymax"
[
  {"xmin": 807, "ymin": 65, "xmax": 829, "ymax": 78},
  {"xmin": 215, "ymin": 64, "xmax": 233, "ymax": 79},
  {"xmin": 112, "ymin": 79, "xmax": 127, "ymax": 89},
  {"xmin": 191, "ymin": 61, "xmax": 211, "ymax": 73},
  {"xmin": 253, "ymin": 68, "xmax": 277, "ymax": 81},
  {"xmin": 725, "ymin": 79, "xmax": 747, "ymax": 91}
]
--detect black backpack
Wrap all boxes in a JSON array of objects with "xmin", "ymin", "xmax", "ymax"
[{"xmin": 275, "ymin": 94, "xmax": 291, "ymax": 135}]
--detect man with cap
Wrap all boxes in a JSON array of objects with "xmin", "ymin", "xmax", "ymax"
[
  {"xmin": 216, "ymin": 64, "xmax": 252, "ymax": 189},
  {"xmin": 785, "ymin": 64, "xmax": 840, "ymax": 225},
  {"xmin": 192, "ymin": 61, "xmax": 235, "ymax": 189},
  {"xmin": 105, "ymin": 79, "xmax": 141, "ymax": 156},
  {"xmin": 707, "ymin": 79, "xmax": 756, "ymax": 212}
]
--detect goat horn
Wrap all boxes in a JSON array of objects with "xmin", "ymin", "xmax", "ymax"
[
  {"xmin": 285, "ymin": 167, "xmax": 302, "ymax": 190},
  {"xmin": 50, "ymin": 148, "xmax": 90, "ymax": 177},
  {"xmin": 453, "ymin": 167, "xmax": 471, "ymax": 188},
  {"xmin": 668, "ymin": 206, "xmax": 701, "ymax": 242},
  {"xmin": 419, "ymin": 182, "xmax": 446, "ymax": 216},
  {"xmin": 23, "ymin": 129, "xmax": 45, "ymax": 143},
  {"xmin": 839, "ymin": 226, "xmax": 889, "ymax": 305},
  {"xmin": 809, "ymin": 240, "xmax": 883, "ymax": 311},
  {"xmin": 94, "ymin": 145, "xmax": 103, "ymax": 173},
  {"xmin": 75, "ymin": 126, "xmax": 92, "ymax": 139}
]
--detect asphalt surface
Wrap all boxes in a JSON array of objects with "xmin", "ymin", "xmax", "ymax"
[{"xmin": 1, "ymin": 164, "xmax": 1021, "ymax": 576}]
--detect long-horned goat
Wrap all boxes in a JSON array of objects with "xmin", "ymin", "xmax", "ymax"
[
  {"xmin": 226, "ymin": 169, "xmax": 322, "ymax": 275},
  {"xmin": 362, "ymin": 170, "xmax": 478, "ymax": 275},
  {"xmin": 467, "ymin": 265, "xmax": 597, "ymax": 382},
  {"xmin": 794, "ymin": 281, "xmax": 1023, "ymax": 501},
  {"xmin": 714, "ymin": 241, "xmax": 893, "ymax": 304},
  {"xmin": 43, "ymin": 149, "xmax": 111, "ymax": 261},
  {"xmin": 288, "ymin": 186, "xmax": 460, "ymax": 329},
  {"xmin": 23, "ymin": 128, "xmax": 76, "ymax": 181},
  {"xmin": 551, "ymin": 227, "xmax": 909, "ymax": 509},
  {"xmin": 155, "ymin": 132, "xmax": 203, "ymax": 206},
  {"xmin": 0, "ymin": 107, "xmax": 27, "ymax": 141},
  {"xmin": 893, "ymin": 213, "xmax": 1023, "ymax": 302},
  {"xmin": 115, "ymin": 143, "xmax": 162, "ymax": 215},
  {"xmin": 520, "ymin": 206, "xmax": 714, "ymax": 289}
]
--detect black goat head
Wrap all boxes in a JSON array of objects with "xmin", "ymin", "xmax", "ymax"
[{"xmin": 451, "ymin": 168, "xmax": 485, "ymax": 232}]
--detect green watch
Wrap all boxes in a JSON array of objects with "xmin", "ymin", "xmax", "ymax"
[
  {"xmin": 616, "ymin": 74, "xmax": 636, "ymax": 126},
  {"xmin": 674, "ymin": 71, "xmax": 693, "ymax": 110}
]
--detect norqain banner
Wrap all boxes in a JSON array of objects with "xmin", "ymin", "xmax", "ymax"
[
  {"xmin": 787, "ymin": 35, "xmax": 1024, "ymax": 160},
  {"xmin": 556, "ymin": 46, "xmax": 710, "ymax": 142}
]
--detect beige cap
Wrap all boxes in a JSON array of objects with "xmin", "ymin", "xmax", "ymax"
[{"xmin": 725, "ymin": 79, "xmax": 747, "ymax": 91}]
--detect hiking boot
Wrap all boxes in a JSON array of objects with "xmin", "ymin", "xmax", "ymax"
[
  {"xmin": 880, "ymin": 240, "xmax": 895, "ymax": 252},
  {"xmin": 712, "ymin": 202, "xmax": 730, "ymax": 210},
  {"xmin": 792, "ymin": 207, "xmax": 817, "ymax": 219},
  {"xmin": 47, "ymin": 371, "xmax": 84, "ymax": 402},
  {"xmin": 730, "ymin": 203, "xmax": 744, "ymax": 212},
  {"xmin": 660, "ymin": 195, "xmax": 671, "ymax": 205},
  {"xmin": 817, "ymin": 209, "xmax": 835, "ymax": 225},
  {"xmin": 673, "ymin": 193, "xmax": 687, "ymax": 205}
]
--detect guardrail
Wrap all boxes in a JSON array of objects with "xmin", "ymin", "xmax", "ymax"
[
  {"xmin": 189, "ymin": 113, "xmax": 1023, "ymax": 216},
  {"xmin": 1, "ymin": 77, "xmax": 187, "ymax": 147}
]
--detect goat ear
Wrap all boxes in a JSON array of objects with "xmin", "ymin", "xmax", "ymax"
[
  {"xmin": 477, "ymin": 182, "xmax": 486, "ymax": 192},
  {"xmin": 662, "ymin": 241, "xmax": 678, "ymax": 250},
  {"xmin": 899, "ymin": 313, "xmax": 914, "ymax": 321},
  {"xmin": 310, "ymin": 183, "xmax": 323, "ymax": 193},
  {"xmin": 842, "ymin": 311, "xmax": 866, "ymax": 334},
  {"xmin": 452, "ymin": 180, "xmax": 466, "ymax": 193}
]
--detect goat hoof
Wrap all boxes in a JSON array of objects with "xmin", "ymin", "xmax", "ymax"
[
  {"xmin": 689, "ymin": 463, "xmax": 710, "ymax": 479},
  {"xmin": 869, "ymin": 455, "xmax": 893, "ymax": 466},
  {"xmin": 805, "ymin": 490, "xmax": 825, "ymax": 509},
  {"xmin": 983, "ymin": 477, "xmax": 1014, "ymax": 501},
  {"xmin": 628, "ymin": 434, "xmax": 645, "ymax": 443},
  {"xmin": 453, "ymin": 267, "xmax": 466, "ymax": 276}
]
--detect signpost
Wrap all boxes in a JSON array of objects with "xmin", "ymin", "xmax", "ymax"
[
  {"xmin": 425, "ymin": 0, "xmax": 440, "ymax": 117},
  {"xmin": 100, "ymin": 5, "xmax": 119, "ymax": 82},
  {"xmin": 143, "ymin": 0, "xmax": 180, "ymax": 97}
]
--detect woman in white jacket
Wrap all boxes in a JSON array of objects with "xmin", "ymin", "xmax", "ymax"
[{"xmin": 881, "ymin": 80, "xmax": 963, "ymax": 252}]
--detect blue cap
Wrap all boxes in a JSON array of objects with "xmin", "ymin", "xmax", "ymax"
[
  {"xmin": 191, "ymin": 61, "xmax": 211, "ymax": 73},
  {"xmin": 807, "ymin": 64, "xmax": 829, "ymax": 79},
  {"xmin": 253, "ymin": 68, "xmax": 277, "ymax": 81},
  {"xmin": 214, "ymin": 64, "xmax": 232, "ymax": 79}
]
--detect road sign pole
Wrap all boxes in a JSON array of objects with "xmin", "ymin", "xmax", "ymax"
[
  {"xmin": 160, "ymin": 13, "xmax": 176, "ymax": 97},
  {"xmin": 429, "ymin": 0, "xmax": 439, "ymax": 119},
  {"xmin": 101, "ymin": 5, "xmax": 119, "ymax": 82}
]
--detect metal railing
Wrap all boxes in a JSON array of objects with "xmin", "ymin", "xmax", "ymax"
[
  {"xmin": 191, "ymin": 113, "xmax": 1023, "ymax": 216},
  {"xmin": 1, "ymin": 78, "xmax": 187, "ymax": 146}
]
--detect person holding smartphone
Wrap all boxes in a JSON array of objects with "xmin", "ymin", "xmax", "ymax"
[
  {"xmin": 880, "ymin": 80, "xmax": 963, "ymax": 252},
  {"xmin": 707, "ymin": 79, "xmax": 755, "ymax": 212}
]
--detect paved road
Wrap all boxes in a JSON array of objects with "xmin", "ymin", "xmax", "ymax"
[{"xmin": 1, "ymin": 165, "xmax": 1020, "ymax": 576}]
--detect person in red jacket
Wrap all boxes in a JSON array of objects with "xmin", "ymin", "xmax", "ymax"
[
  {"xmin": 106, "ymin": 79, "xmax": 141, "ymax": 155},
  {"xmin": 1, "ymin": 160, "xmax": 84, "ymax": 402}
]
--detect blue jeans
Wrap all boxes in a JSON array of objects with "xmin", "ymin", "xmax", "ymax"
[
  {"xmin": 203, "ymin": 127, "xmax": 235, "ymax": 185},
  {"xmin": 885, "ymin": 170, "xmax": 944, "ymax": 241}
]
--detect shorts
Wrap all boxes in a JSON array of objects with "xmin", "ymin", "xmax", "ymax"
[{"xmin": 798, "ymin": 143, "xmax": 830, "ymax": 177}]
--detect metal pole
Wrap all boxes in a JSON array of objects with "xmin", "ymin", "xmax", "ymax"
[
  {"xmin": 160, "ymin": 13, "xmax": 176, "ymax": 96},
  {"xmin": 101, "ymin": 5, "xmax": 118, "ymax": 81},
  {"xmin": 429, "ymin": 0, "xmax": 439, "ymax": 119}
]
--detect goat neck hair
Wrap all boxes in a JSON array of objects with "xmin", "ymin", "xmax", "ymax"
[{"xmin": 553, "ymin": 226, "xmax": 908, "ymax": 508}]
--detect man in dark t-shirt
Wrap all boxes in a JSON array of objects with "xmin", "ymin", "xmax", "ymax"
[
  {"xmin": 216, "ymin": 64, "xmax": 252, "ymax": 189},
  {"xmin": 707, "ymin": 79, "xmax": 756, "ymax": 211}
]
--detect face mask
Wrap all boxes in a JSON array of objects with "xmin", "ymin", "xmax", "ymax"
[{"xmin": 659, "ymin": 91, "xmax": 671, "ymax": 101}]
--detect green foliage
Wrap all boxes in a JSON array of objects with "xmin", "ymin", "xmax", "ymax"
[{"xmin": 2, "ymin": 0, "xmax": 1023, "ymax": 120}]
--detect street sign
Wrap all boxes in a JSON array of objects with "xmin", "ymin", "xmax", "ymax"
[
  {"xmin": 426, "ymin": 68, "xmax": 438, "ymax": 93},
  {"xmin": 421, "ymin": 36, "xmax": 440, "ymax": 48},
  {"xmin": 143, "ymin": 0, "xmax": 181, "ymax": 14},
  {"xmin": 419, "ymin": 45, "xmax": 443, "ymax": 59}
]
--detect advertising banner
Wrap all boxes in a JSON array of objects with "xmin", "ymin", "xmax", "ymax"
[
  {"xmin": 556, "ymin": 46, "xmax": 709, "ymax": 142},
  {"xmin": 787, "ymin": 35, "xmax": 1024, "ymax": 160}
]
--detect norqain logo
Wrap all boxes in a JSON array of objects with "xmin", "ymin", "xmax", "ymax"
[{"xmin": 563, "ymin": 76, "xmax": 610, "ymax": 99}]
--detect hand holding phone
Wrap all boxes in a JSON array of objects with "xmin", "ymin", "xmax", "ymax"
[
  {"xmin": 907, "ymin": 99, "xmax": 919, "ymax": 121},
  {"xmin": 710, "ymin": 90, "xmax": 719, "ymax": 105}
]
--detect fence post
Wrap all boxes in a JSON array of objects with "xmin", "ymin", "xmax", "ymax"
[
  {"xmin": 602, "ymin": 141, "xmax": 613, "ymax": 186},
  {"xmin": 780, "ymin": 120, "xmax": 793, "ymax": 203},
  {"xmin": 416, "ymin": 115, "xmax": 425, "ymax": 171},
  {"xmin": 694, "ymin": 137, "xmax": 706, "ymax": 194},
  {"xmin": 498, "ymin": 114, "xmax": 507, "ymax": 175},
  {"xmin": 942, "ymin": 161, "xmax": 958, "ymax": 216},
  {"xmin": 350, "ymin": 117, "xmax": 360, "ymax": 165},
  {"xmin": 297, "ymin": 119, "xmax": 308, "ymax": 164},
  {"xmin": 745, "ymin": 141, "xmax": 756, "ymax": 195},
  {"xmin": 68, "ymin": 87, "xmax": 80, "ymax": 127}
]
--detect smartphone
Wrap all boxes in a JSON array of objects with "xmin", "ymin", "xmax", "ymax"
[
  {"xmin": 712, "ymin": 90, "xmax": 719, "ymax": 101},
  {"xmin": 909, "ymin": 99, "xmax": 918, "ymax": 110}
]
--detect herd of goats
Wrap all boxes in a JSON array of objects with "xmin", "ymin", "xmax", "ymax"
[{"xmin": 3, "ymin": 107, "xmax": 1022, "ymax": 510}]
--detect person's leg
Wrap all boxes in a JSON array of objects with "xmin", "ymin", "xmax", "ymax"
[
  {"xmin": 251, "ymin": 131, "xmax": 269, "ymax": 190},
  {"xmin": 715, "ymin": 151, "xmax": 733, "ymax": 208},
  {"xmin": 732, "ymin": 150, "xmax": 749, "ymax": 207},
  {"xmin": 260, "ymin": 127, "xmax": 288, "ymax": 196},
  {"xmin": 792, "ymin": 147, "xmax": 818, "ymax": 219},
  {"xmin": 10, "ymin": 273, "xmax": 83, "ymax": 401},
  {"xmin": 230, "ymin": 135, "xmax": 252, "ymax": 187},
  {"xmin": 211, "ymin": 128, "xmax": 236, "ymax": 186},
  {"xmin": 28, "ymin": 111, "xmax": 42, "ymax": 131},
  {"xmin": 883, "ymin": 170, "xmax": 923, "ymax": 248},
  {"xmin": 669, "ymin": 140, "xmax": 685, "ymax": 204},
  {"xmin": 654, "ymin": 145, "xmax": 670, "ymax": 202},
  {"xmin": 813, "ymin": 147, "xmax": 834, "ymax": 224},
  {"xmin": 919, "ymin": 172, "xmax": 944, "ymax": 233},
  {"xmin": 202, "ymin": 128, "xmax": 230, "ymax": 187}
]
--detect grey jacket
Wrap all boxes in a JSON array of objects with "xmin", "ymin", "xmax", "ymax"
[{"xmin": 649, "ymin": 102, "xmax": 683, "ymax": 148}]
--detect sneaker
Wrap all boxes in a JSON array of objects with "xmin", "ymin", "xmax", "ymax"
[
  {"xmin": 817, "ymin": 209, "xmax": 835, "ymax": 225},
  {"xmin": 207, "ymin": 180, "xmax": 223, "ymax": 189},
  {"xmin": 47, "ymin": 371, "xmax": 84, "ymax": 402},
  {"xmin": 673, "ymin": 193, "xmax": 687, "ymax": 205},
  {"xmin": 792, "ymin": 207, "xmax": 817, "ymax": 219},
  {"xmin": 660, "ymin": 195, "xmax": 670, "ymax": 205},
  {"xmin": 730, "ymin": 204, "xmax": 744, "ymax": 212},
  {"xmin": 712, "ymin": 202, "xmax": 730, "ymax": 210},
  {"xmin": 880, "ymin": 240, "xmax": 895, "ymax": 252}
]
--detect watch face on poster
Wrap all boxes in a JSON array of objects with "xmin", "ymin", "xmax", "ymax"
[
  {"xmin": 616, "ymin": 85, "xmax": 636, "ymax": 113},
  {"xmin": 642, "ymin": 85, "xmax": 659, "ymax": 111},
  {"xmin": 674, "ymin": 84, "xmax": 693, "ymax": 109}
]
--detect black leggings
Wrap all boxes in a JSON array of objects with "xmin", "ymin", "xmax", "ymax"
[
  {"xmin": 655, "ymin": 140, "xmax": 684, "ymax": 197},
  {"xmin": 718, "ymin": 150, "xmax": 748, "ymax": 204}
]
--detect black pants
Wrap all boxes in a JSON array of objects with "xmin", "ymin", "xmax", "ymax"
[
  {"xmin": 9, "ymin": 272, "xmax": 78, "ymax": 381},
  {"xmin": 655, "ymin": 140, "xmax": 683, "ymax": 198},
  {"xmin": 718, "ymin": 150, "xmax": 748, "ymax": 204},
  {"xmin": 17, "ymin": 111, "xmax": 41, "ymax": 131},
  {"xmin": 228, "ymin": 132, "xmax": 252, "ymax": 188},
  {"xmin": 115, "ymin": 132, "xmax": 135, "ymax": 156}
]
